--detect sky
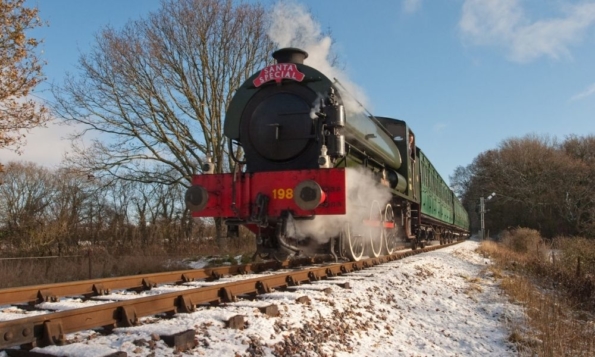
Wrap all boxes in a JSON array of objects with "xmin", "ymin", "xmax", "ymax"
[
  {"xmin": 3, "ymin": 0, "xmax": 595, "ymax": 184},
  {"xmin": 0, "ymin": 240, "xmax": 524, "ymax": 356}
]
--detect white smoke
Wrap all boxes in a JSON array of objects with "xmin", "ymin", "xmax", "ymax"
[
  {"xmin": 267, "ymin": 1, "xmax": 369, "ymax": 114},
  {"xmin": 291, "ymin": 167, "xmax": 392, "ymax": 244}
]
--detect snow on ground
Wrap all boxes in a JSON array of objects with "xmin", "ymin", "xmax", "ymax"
[
  {"xmin": 185, "ymin": 255, "xmax": 245, "ymax": 269},
  {"xmin": 2, "ymin": 240, "xmax": 524, "ymax": 356}
]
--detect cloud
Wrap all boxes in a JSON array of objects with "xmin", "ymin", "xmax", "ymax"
[
  {"xmin": 0, "ymin": 120, "xmax": 76, "ymax": 167},
  {"xmin": 402, "ymin": 0, "xmax": 422, "ymax": 14},
  {"xmin": 433, "ymin": 122, "xmax": 448, "ymax": 133},
  {"xmin": 570, "ymin": 82, "xmax": 595, "ymax": 101},
  {"xmin": 459, "ymin": 0, "xmax": 595, "ymax": 62}
]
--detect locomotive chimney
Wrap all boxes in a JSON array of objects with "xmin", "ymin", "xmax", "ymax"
[{"xmin": 272, "ymin": 48, "xmax": 308, "ymax": 64}]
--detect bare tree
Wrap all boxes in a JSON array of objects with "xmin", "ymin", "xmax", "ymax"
[
  {"xmin": 53, "ymin": 0, "xmax": 273, "ymax": 185},
  {"xmin": 560, "ymin": 135, "xmax": 595, "ymax": 236},
  {"xmin": 457, "ymin": 134, "xmax": 595, "ymax": 238},
  {"xmin": 449, "ymin": 164, "xmax": 474, "ymax": 199},
  {"xmin": 465, "ymin": 136, "xmax": 565, "ymax": 236},
  {"xmin": 0, "ymin": 0, "xmax": 48, "ymax": 152},
  {"xmin": 0, "ymin": 162, "xmax": 56, "ymax": 251}
]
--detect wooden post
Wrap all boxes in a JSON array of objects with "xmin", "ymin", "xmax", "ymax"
[
  {"xmin": 88, "ymin": 248, "xmax": 92, "ymax": 279},
  {"xmin": 576, "ymin": 256, "xmax": 581, "ymax": 278}
]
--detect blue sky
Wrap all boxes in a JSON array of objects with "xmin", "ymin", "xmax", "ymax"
[{"xmin": 4, "ymin": 0, "xmax": 595, "ymax": 184}]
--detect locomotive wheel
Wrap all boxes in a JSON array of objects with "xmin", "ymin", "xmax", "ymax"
[
  {"xmin": 369, "ymin": 200, "xmax": 383, "ymax": 258},
  {"xmin": 383, "ymin": 204, "xmax": 399, "ymax": 254},
  {"xmin": 343, "ymin": 223, "xmax": 364, "ymax": 261},
  {"xmin": 419, "ymin": 230, "xmax": 426, "ymax": 249}
]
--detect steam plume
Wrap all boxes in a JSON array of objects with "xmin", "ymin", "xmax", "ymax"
[
  {"xmin": 291, "ymin": 168, "xmax": 392, "ymax": 244},
  {"xmin": 267, "ymin": 1, "xmax": 369, "ymax": 114}
]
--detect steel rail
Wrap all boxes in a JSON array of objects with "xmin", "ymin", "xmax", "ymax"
[
  {"xmin": 0, "ymin": 257, "xmax": 328, "ymax": 307},
  {"xmin": 0, "ymin": 241, "xmax": 461, "ymax": 350}
]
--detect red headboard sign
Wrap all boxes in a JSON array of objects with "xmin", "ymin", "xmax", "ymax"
[{"xmin": 253, "ymin": 63, "xmax": 305, "ymax": 87}]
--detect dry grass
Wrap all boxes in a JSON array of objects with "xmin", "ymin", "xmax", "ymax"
[
  {"xmin": 478, "ymin": 229, "xmax": 595, "ymax": 356},
  {"xmin": 500, "ymin": 228, "xmax": 545, "ymax": 256},
  {"xmin": 0, "ymin": 254, "xmax": 184, "ymax": 288},
  {"xmin": 487, "ymin": 265, "xmax": 504, "ymax": 279},
  {"xmin": 553, "ymin": 236, "xmax": 595, "ymax": 277},
  {"xmin": 500, "ymin": 272, "xmax": 595, "ymax": 356},
  {"xmin": 0, "ymin": 235, "xmax": 257, "ymax": 288}
]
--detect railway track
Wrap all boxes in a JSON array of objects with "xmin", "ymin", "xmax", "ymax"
[{"xmin": 0, "ymin": 241, "xmax": 461, "ymax": 355}]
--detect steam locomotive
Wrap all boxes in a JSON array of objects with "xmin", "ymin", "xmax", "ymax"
[{"xmin": 185, "ymin": 48, "xmax": 469, "ymax": 261}]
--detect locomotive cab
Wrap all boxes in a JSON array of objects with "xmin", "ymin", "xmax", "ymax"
[{"xmin": 374, "ymin": 117, "xmax": 419, "ymax": 202}]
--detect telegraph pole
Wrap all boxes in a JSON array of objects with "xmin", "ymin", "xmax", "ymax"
[
  {"xmin": 479, "ymin": 193, "xmax": 495, "ymax": 240},
  {"xmin": 479, "ymin": 197, "xmax": 485, "ymax": 240}
]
